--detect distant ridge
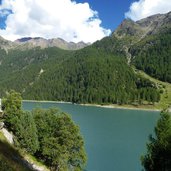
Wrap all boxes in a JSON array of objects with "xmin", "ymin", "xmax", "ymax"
[
  {"xmin": 0, "ymin": 36, "xmax": 89, "ymax": 50},
  {"xmin": 15, "ymin": 37, "xmax": 89, "ymax": 50}
]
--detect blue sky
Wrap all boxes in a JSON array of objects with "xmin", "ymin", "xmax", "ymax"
[
  {"xmin": 0, "ymin": 0, "xmax": 134, "ymax": 32},
  {"xmin": 75, "ymin": 0, "xmax": 134, "ymax": 30},
  {"xmin": 0, "ymin": 0, "xmax": 134, "ymax": 31},
  {"xmin": 0, "ymin": 0, "xmax": 171, "ymax": 42}
]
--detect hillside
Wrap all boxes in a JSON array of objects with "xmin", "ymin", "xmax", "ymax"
[
  {"xmin": 0, "ymin": 12, "xmax": 171, "ymax": 108},
  {"xmin": 130, "ymin": 27, "xmax": 171, "ymax": 83},
  {"xmin": 0, "ymin": 45, "xmax": 160, "ymax": 105},
  {"xmin": 113, "ymin": 12, "xmax": 171, "ymax": 83},
  {"xmin": 0, "ymin": 131, "xmax": 33, "ymax": 171}
]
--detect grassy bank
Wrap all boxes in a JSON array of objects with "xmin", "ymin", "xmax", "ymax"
[
  {"xmin": 23, "ymin": 99, "xmax": 160, "ymax": 111},
  {"xmin": 0, "ymin": 131, "xmax": 32, "ymax": 171},
  {"xmin": 0, "ymin": 131, "xmax": 49, "ymax": 171},
  {"xmin": 136, "ymin": 70, "xmax": 171, "ymax": 110}
]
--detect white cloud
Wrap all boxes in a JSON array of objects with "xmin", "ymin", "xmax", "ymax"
[
  {"xmin": 125, "ymin": 0, "xmax": 171, "ymax": 21},
  {"xmin": 0, "ymin": 0, "xmax": 111, "ymax": 43}
]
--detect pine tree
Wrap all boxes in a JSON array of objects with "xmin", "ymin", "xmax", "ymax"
[{"xmin": 141, "ymin": 110, "xmax": 171, "ymax": 171}]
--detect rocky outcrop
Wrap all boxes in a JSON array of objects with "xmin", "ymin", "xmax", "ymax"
[{"xmin": 113, "ymin": 11, "xmax": 171, "ymax": 42}]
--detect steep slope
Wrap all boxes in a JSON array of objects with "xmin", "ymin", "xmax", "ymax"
[
  {"xmin": 0, "ymin": 47, "xmax": 74, "ymax": 97},
  {"xmin": 114, "ymin": 12, "xmax": 171, "ymax": 44},
  {"xmin": 0, "ymin": 132, "xmax": 33, "ymax": 171},
  {"xmin": 130, "ymin": 28, "xmax": 171, "ymax": 83},
  {"xmin": 112, "ymin": 11, "xmax": 171, "ymax": 83}
]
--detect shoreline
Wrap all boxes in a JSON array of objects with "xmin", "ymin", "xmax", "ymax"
[{"xmin": 23, "ymin": 100, "xmax": 161, "ymax": 112}]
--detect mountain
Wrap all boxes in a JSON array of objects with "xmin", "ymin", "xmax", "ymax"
[
  {"xmin": 15, "ymin": 37, "xmax": 89, "ymax": 50},
  {"xmin": 114, "ymin": 12, "xmax": 171, "ymax": 43},
  {"xmin": 0, "ymin": 36, "xmax": 88, "ymax": 51},
  {"xmin": 0, "ymin": 11, "xmax": 171, "ymax": 107},
  {"xmin": 112, "ymin": 12, "xmax": 171, "ymax": 83},
  {"xmin": 0, "ymin": 45, "xmax": 160, "ymax": 104}
]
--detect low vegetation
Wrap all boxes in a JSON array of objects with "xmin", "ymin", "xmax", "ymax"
[{"xmin": 136, "ymin": 70, "xmax": 171, "ymax": 109}]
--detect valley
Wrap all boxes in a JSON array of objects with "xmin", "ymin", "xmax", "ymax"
[{"xmin": 0, "ymin": 12, "xmax": 171, "ymax": 110}]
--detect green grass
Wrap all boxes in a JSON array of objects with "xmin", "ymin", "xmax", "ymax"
[{"xmin": 136, "ymin": 70, "xmax": 171, "ymax": 110}]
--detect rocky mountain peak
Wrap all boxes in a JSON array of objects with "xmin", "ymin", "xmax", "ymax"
[{"xmin": 113, "ymin": 11, "xmax": 171, "ymax": 42}]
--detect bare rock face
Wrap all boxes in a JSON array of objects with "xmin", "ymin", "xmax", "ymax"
[
  {"xmin": 136, "ymin": 12, "xmax": 171, "ymax": 35},
  {"xmin": 113, "ymin": 11, "xmax": 171, "ymax": 42}
]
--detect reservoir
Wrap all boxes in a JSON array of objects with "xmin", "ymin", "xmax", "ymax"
[{"xmin": 23, "ymin": 101, "xmax": 159, "ymax": 171}]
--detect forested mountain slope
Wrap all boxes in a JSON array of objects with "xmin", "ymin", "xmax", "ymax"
[
  {"xmin": 0, "ymin": 12, "xmax": 171, "ymax": 106},
  {"xmin": 0, "ymin": 45, "xmax": 160, "ymax": 104},
  {"xmin": 130, "ymin": 27, "xmax": 171, "ymax": 83},
  {"xmin": 113, "ymin": 11, "xmax": 171, "ymax": 83}
]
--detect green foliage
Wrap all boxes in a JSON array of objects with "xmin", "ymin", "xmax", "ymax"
[
  {"xmin": 21, "ymin": 47, "xmax": 160, "ymax": 105},
  {"xmin": 0, "ymin": 47, "xmax": 73, "ymax": 97},
  {"xmin": 141, "ymin": 110, "xmax": 171, "ymax": 171},
  {"xmin": 2, "ymin": 90, "xmax": 22, "ymax": 130},
  {"xmin": 14, "ymin": 111, "xmax": 39, "ymax": 154},
  {"xmin": 2, "ymin": 90, "xmax": 87, "ymax": 170},
  {"xmin": 2, "ymin": 90, "xmax": 22, "ymax": 113},
  {"xmin": 33, "ymin": 108, "xmax": 87, "ymax": 171},
  {"xmin": 3, "ymin": 90, "xmax": 39, "ymax": 154}
]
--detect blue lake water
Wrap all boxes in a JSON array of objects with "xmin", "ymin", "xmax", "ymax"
[{"xmin": 23, "ymin": 101, "xmax": 159, "ymax": 171}]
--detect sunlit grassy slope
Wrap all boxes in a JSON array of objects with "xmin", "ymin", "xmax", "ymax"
[{"xmin": 136, "ymin": 70, "xmax": 171, "ymax": 110}]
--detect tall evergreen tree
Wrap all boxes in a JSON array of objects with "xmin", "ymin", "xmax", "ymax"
[{"xmin": 141, "ymin": 110, "xmax": 171, "ymax": 171}]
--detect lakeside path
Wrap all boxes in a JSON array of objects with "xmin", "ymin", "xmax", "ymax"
[{"xmin": 23, "ymin": 100, "xmax": 160, "ymax": 112}]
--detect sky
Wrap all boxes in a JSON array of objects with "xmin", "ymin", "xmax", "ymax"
[{"xmin": 0, "ymin": 0, "xmax": 171, "ymax": 43}]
